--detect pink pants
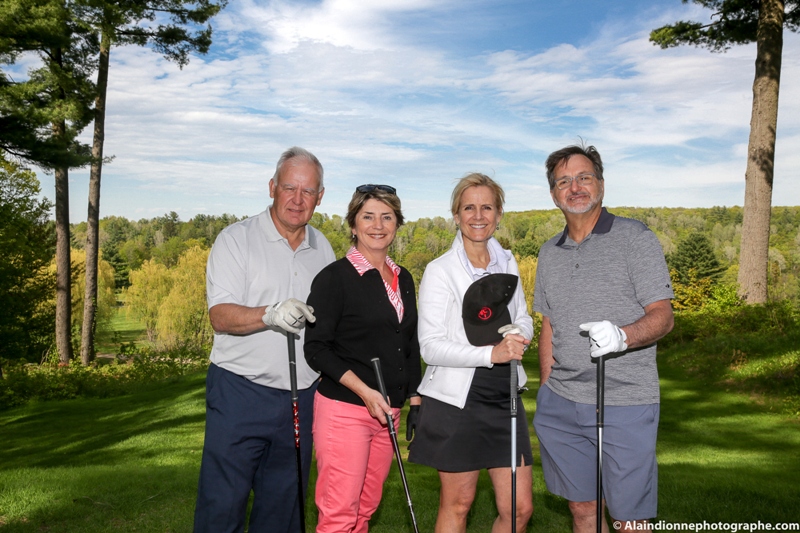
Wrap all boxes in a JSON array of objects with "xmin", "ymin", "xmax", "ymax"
[{"xmin": 313, "ymin": 392, "xmax": 400, "ymax": 533}]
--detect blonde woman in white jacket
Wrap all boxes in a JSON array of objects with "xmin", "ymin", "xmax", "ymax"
[{"xmin": 408, "ymin": 173, "xmax": 534, "ymax": 533}]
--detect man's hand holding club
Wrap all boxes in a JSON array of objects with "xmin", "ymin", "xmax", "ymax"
[
  {"xmin": 262, "ymin": 298, "xmax": 315, "ymax": 334},
  {"xmin": 579, "ymin": 320, "xmax": 628, "ymax": 358}
]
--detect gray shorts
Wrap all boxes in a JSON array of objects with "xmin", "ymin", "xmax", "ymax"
[{"xmin": 533, "ymin": 384, "xmax": 659, "ymax": 520}]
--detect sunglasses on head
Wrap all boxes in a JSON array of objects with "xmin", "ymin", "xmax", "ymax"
[{"xmin": 356, "ymin": 184, "xmax": 397, "ymax": 195}]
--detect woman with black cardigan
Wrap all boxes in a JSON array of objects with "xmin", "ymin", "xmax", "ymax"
[{"xmin": 304, "ymin": 184, "xmax": 422, "ymax": 533}]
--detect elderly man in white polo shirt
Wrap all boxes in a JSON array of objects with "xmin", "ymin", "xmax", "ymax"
[{"xmin": 193, "ymin": 147, "xmax": 335, "ymax": 533}]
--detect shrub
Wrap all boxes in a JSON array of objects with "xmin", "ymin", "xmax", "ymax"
[{"xmin": 0, "ymin": 342, "xmax": 209, "ymax": 411}]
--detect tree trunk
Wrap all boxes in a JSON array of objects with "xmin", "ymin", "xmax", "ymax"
[
  {"xmin": 737, "ymin": 0, "xmax": 784, "ymax": 304},
  {"xmin": 54, "ymin": 121, "xmax": 73, "ymax": 365},
  {"xmin": 81, "ymin": 31, "xmax": 111, "ymax": 366}
]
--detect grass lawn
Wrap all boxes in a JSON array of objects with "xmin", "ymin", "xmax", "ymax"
[
  {"xmin": 1, "ymin": 358, "xmax": 799, "ymax": 532},
  {"xmin": 95, "ymin": 299, "xmax": 148, "ymax": 356}
]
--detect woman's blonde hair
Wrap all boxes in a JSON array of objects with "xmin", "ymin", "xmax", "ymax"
[{"xmin": 450, "ymin": 173, "xmax": 505, "ymax": 217}]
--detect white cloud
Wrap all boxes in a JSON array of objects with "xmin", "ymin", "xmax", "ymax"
[{"xmin": 30, "ymin": 0, "xmax": 800, "ymax": 223}]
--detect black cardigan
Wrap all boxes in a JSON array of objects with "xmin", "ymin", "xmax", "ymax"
[{"xmin": 304, "ymin": 257, "xmax": 422, "ymax": 408}]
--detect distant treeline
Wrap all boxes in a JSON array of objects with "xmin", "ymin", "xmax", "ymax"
[{"xmin": 70, "ymin": 206, "xmax": 800, "ymax": 302}]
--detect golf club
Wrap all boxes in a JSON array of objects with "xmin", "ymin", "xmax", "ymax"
[
  {"xmin": 510, "ymin": 359, "xmax": 518, "ymax": 533},
  {"xmin": 286, "ymin": 333, "xmax": 306, "ymax": 533},
  {"xmin": 596, "ymin": 353, "xmax": 605, "ymax": 533},
  {"xmin": 370, "ymin": 357, "xmax": 420, "ymax": 533}
]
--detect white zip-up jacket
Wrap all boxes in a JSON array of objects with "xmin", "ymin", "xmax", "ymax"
[{"xmin": 416, "ymin": 233, "xmax": 533, "ymax": 409}]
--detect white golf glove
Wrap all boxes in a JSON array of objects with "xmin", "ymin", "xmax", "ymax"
[
  {"xmin": 498, "ymin": 324, "xmax": 524, "ymax": 337},
  {"xmin": 579, "ymin": 320, "xmax": 628, "ymax": 358},
  {"xmin": 262, "ymin": 298, "xmax": 315, "ymax": 334}
]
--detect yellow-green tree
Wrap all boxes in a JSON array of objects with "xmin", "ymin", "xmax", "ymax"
[
  {"xmin": 156, "ymin": 246, "xmax": 213, "ymax": 348},
  {"xmin": 670, "ymin": 267, "xmax": 715, "ymax": 311},
  {"xmin": 516, "ymin": 255, "xmax": 537, "ymax": 315},
  {"xmin": 45, "ymin": 249, "xmax": 116, "ymax": 352},
  {"xmin": 125, "ymin": 259, "xmax": 173, "ymax": 342}
]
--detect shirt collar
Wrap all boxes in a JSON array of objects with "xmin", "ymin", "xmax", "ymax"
[
  {"xmin": 555, "ymin": 207, "xmax": 614, "ymax": 247},
  {"xmin": 346, "ymin": 246, "xmax": 400, "ymax": 277},
  {"xmin": 453, "ymin": 230, "xmax": 510, "ymax": 279},
  {"xmin": 261, "ymin": 207, "xmax": 314, "ymax": 250}
]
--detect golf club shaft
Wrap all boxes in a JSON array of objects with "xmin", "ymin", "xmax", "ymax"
[
  {"xmin": 287, "ymin": 333, "xmax": 306, "ymax": 533},
  {"xmin": 510, "ymin": 359, "xmax": 518, "ymax": 533},
  {"xmin": 597, "ymin": 355, "xmax": 605, "ymax": 533},
  {"xmin": 371, "ymin": 357, "xmax": 420, "ymax": 533}
]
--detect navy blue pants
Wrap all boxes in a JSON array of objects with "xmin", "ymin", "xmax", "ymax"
[{"xmin": 193, "ymin": 364, "xmax": 317, "ymax": 533}]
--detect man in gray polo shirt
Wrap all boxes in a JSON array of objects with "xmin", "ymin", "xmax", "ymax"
[
  {"xmin": 533, "ymin": 143, "xmax": 674, "ymax": 533},
  {"xmin": 194, "ymin": 147, "xmax": 335, "ymax": 533}
]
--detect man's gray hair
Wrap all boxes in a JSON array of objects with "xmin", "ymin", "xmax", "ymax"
[{"xmin": 272, "ymin": 146, "xmax": 324, "ymax": 190}]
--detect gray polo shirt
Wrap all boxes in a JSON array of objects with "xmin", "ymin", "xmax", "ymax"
[
  {"xmin": 533, "ymin": 208, "xmax": 673, "ymax": 406},
  {"xmin": 206, "ymin": 208, "xmax": 335, "ymax": 390}
]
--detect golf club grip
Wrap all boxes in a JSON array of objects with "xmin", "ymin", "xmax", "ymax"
[
  {"xmin": 370, "ymin": 357, "xmax": 396, "ymax": 430},
  {"xmin": 596, "ymin": 355, "xmax": 604, "ymax": 426},
  {"xmin": 287, "ymin": 333, "xmax": 299, "ymax": 401},
  {"xmin": 509, "ymin": 360, "xmax": 518, "ymax": 416},
  {"xmin": 371, "ymin": 357, "xmax": 390, "ymax": 403}
]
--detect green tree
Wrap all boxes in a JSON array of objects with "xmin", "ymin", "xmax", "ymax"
[
  {"xmin": 0, "ymin": 1, "xmax": 94, "ymax": 170},
  {"xmin": 1, "ymin": 0, "xmax": 98, "ymax": 364},
  {"xmin": 151, "ymin": 236, "xmax": 188, "ymax": 267},
  {"xmin": 651, "ymin": 0, "xmax": 800, "ymax": 303},
  {"xmin": 79, "ymin": 0, "xmax": 225, "ymax": 365},
  {"xmin": 668, "ymin": 231, "xmax": 725, "ymax": 284},
  {"xmin": 99, "ymin": 215, "xmax": 138, "ymax": 286},
  {"xmin": 117, "ymin": 235, "xmax": 150, "ymax": 272},
  {"xmin": 511, "ymin": 238, "xmax": 540, "ymax": 258},
  {"xmin": 0, "ymin": 154, "xmax": 55, "ymax": 371}
]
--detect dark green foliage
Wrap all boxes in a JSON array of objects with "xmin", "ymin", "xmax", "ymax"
[
  {"xmin": 663, "ymin": 298, "xmax": 798, "ymax": 347},
  {"xmin": 511, "ymin": 238, "xmax": 539, "ymax": 258},
  {"xmin": 668, "ymin": 231, "xmax": 725, "ymax": 284},
  {"xmin": 78, "ymin": 0, "xmax": 227, "ymax": 68},
  {"xmin": 0, "ymin": 156, "xmax": 56, "ymax": 364},
  {"xmin": 650, "ymin": 0, "xmax": 800, "ymax": 52},
  {"xmin": 0, "ymin": 0, "xmax": 97, "ymax": 169},
  {"xmin": 706, "ymin": 205, "xmax": 743, "ymax": 225}
]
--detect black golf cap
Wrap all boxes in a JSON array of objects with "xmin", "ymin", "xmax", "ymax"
[{"xmin": 462, "ymin": 273, "xmax": 518, "ymax": 347}]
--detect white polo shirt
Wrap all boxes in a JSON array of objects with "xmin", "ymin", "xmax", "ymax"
[{"xmin": 206, "ymin": 208, "xmax": 335, "ymax": 390}]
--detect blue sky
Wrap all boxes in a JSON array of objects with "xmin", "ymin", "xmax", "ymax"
[{"xmin": 33, "ymin": 0, "xmax": 800, "ymax": 223}]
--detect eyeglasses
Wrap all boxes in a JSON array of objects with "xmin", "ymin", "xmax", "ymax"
[
  {"xmin": 554, "ymin": 172, "xmax": 597, "ymax": 191},
  {"xmin": 356, "ymin": 184, "xmax": 397, "ymax": 195}
]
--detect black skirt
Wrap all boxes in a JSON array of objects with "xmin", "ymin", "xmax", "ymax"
[{"xmin": 408, "ymin": 363, "xmax": 533, "ymax": 472}]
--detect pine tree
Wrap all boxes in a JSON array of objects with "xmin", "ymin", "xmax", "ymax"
[
  {"xmin": 651, "ymin": 0, "xmax": 800, "ymax": 303},
  {"xmin": 668, "ymin": 232, "xmax": 725, "ymax": 285}
]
